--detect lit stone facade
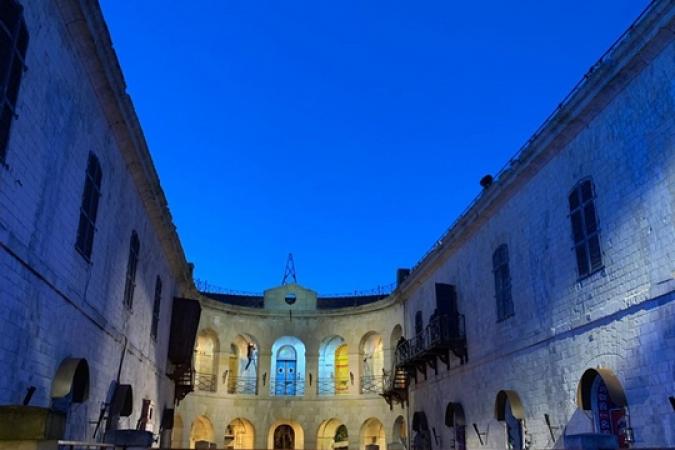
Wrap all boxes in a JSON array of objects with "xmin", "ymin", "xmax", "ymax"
[{"xmin": 175, "ymin": 284, "xmax": 407, "ymax": 450}]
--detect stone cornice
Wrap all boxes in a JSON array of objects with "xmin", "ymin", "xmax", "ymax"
[
  {"xmin": 198, "ymin": 292, "xmax": 400, "ymax": 318},
  {"xmin": 55, "ymin": 0, "xmax": 195, "ymax": 294},
  {"xmin": 393, "ymin": 0, "xmax": 675, "ymax": 302}
]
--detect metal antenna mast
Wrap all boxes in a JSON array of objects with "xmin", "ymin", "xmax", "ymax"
[{"xmin": 282, "ymin": 253, "xmax": 297, "ymax": 285}]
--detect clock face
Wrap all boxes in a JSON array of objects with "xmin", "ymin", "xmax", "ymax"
[{"xmin": 285, "ymin": 293, "xmax": 297, "ymax": 305}]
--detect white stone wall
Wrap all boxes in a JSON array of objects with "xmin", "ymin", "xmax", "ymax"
[
  {"xmin": 0, "ymin": 0, "xmax": 187, "ymax": 440},
  {"xmin": 175, "ymin": 294, "xmax": 406, "ymax": 449},
  {"xmin": 401, "ymin": 21, "xmax": 675, "ymax": 450}
]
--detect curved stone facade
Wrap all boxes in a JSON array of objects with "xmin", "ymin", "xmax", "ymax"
[{"xmin": 175, "ymin": 284, "xmax": 406, "ymax": 450}]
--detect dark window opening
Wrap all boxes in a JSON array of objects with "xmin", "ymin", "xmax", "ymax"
[
  {"xmin": 493, "ymin": 244, "xmax": 513, "ymax": 321},
  {"xmin": 75, "ymin": 153, "xmax": 102, "ymax": 260},
  {"xmin": 151, "ymin": 276, "xmax": 162, "ymax": 340},
  {"xmin": 0, "ymin": 0, "xmax": 28, "ymax": 161},
  {"xmin": 414, "ymin": 311, "xmax": 424, "ymax": 336},
  {"xmin": 123, "ymin": 231, "xmax": 140, "ymax": 309},
  {"xmin": 569, "ymin": 179, "xmax": 603, "ymax": 278}
]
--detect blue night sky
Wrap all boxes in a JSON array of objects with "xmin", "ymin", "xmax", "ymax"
[{"xmin": 100, "ymin": 1, "xmax": 648, "ymax": 295}]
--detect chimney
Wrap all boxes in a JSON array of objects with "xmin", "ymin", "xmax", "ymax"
[{"xmin": 396, "ymin": 268, "xmax": 411, "ymax": 288}]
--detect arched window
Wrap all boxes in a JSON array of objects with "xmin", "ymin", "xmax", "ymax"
[
  {"xmin": 569, "ymin": 178, "xmax": 603, "ymax": 277},
  {"xmin": 123, "ymin": 231, "xmax": 140, "ymax": 309},
  {"xmin": 75, "ymin": 152, "xmax": 102, "ymax": 260},
  {"xmin": 271, "ymin": 336, "xmax": 306, "ymax": 396},
  {"xmin": 493, "ymin": 244, "xmax": 513, "ymax": 321},
  {"xmin": 0, "ymin": 0, "xmax": 29, "ymax": 161},
  {"xmin": 360, "ymin": 333, "xmax": 384, "ymax": 394},
  {"xmin": 194, "ymin": 329, "xmax": 219, "ymax": 392},
  {"xmin": 228, "ymin": 334, "xmax": 259, "ymax": 395},
  {"xmin": 318, "ymin": 335, "xmax": 348, "ymax": 396}
]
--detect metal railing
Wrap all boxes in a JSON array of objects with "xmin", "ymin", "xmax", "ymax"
[
  {"xmin": 317, "ymin": 378, "xmax": 350, "ymax": 396},
  {"xmin": 395, "ymin": 314, "xmax": 466, "ymax": 365},
  {"xmin": 227, "ymin": 375, "xmax": 258, "ymax": 395},
  {"xmin": 195, "ymin": 371, "xmax": 217, "ymax": 392},
  {"xmin": 360, "ymin": 374, "xmax": 384, "ymax": 394},
  {"xmin": 269, "ymin": 378, "xmax": 305, "ymax": 396}
]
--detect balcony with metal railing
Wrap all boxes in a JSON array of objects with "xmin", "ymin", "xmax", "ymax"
[
  {"xmin": 195, "ymin": 371, "xmax": 217, "ymax": 392},
  {"xmin": 317, "ymin": 378, "xmax": 350, "ymax": 396},
  {"xmin": 270, "ymin": 378, "xmax": 306, "ymax": 396},
  {"xmin": 360, "ymin": 374, "xmax": 384, "ymax": 395},
  {"xmin": 227, "ymin": 375, "xmax": 258, "ymax": 395}
]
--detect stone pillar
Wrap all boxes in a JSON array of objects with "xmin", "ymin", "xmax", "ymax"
[
  {"xmin": 349, "ymin": 351, "xmax": 360, "ymax": 396},
  {"xmin": 306, "ymin": 351, "xmax": 319, "ymax": 398},
  {"xmin": 258, "ymin": 350, "xmax": 272, "ymax": 398}
]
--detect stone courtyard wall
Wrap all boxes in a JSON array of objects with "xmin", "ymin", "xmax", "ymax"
[
  {"xmin": 0, "ymin": 0, "xmax": 191, "ymax": 440},
  {"xmin": 398, "ymin": 5, "xmax": 675, "ymax": 449}
]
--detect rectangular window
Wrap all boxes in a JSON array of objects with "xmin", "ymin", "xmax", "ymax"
[
  {"xmin": 151, "ymin": 276, "xmax": 162, "ymax": 340},
  {"xmin": 0, "ymin": 0, "xmax": 28, "ymax": 161},
  {"xmin": 493, "ymin": 244, "xmax": 513, "ymax": 321},
  {"xmin": 75, "ymin": 153, "xmax": 102, "ymax": 260},
  {"xmin": 569, "ymin": 179, "xmax": 602, "ymax": 278},
  {"xmin": 123, "ymin": 231, "xmax": 140, "ymax": 309}
]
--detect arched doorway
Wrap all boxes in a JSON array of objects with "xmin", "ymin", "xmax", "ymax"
[
  {"xmin": 317, "ymin": 418, "xmax": 348, "ymax": 450},
  {"xmin": 577, "ymin": 368, "xmax": 629, "ymax": 447},
  {"xmin": 190, "ymin": 415, "xmax": 215, "ymax": 449},
  {"xmin": 412, "ymin": 412, "xmax": 431, "ymax": 450},
  {"xmin": 271, "ymin": 337, "xmax": 306, "ymax": 396},
  {"xmin": 268, "ymin": 420, "xmax": 304, "ymax": 450},
  {"xmin": 171, "ymin": 414, "xmax": 183, "ymax": 448},
  {"xmin": 391, "ymin": 416, "xmax": 407, "ymax": 450},
  {"xmin": 495, "ymin": 390, "xmax": 525, "ymax": 450},
  {"xmin": 359, "ymin": 333, "xmax": 384, "ymax": 394},
  {"xmin": 274, "ymin": 425, "xmax": 295, "ymax": 449},
  {"xmin": 195, "ymin": 329, "xmax": 220, "ymax": 392},
  {"xmin": 226, "ymin": 418, "xmax": 255, "ymax": 449},
  {"xmin": 359, "ymin": 418, "xmax": 385, "ymax": 450},
  {"xmin": 445, "ymin": 403, "xmax": 466, "ymax": 450},
  {"xmin": 318, "ymin": 335, "xmax": 349, "ymax": 395}
]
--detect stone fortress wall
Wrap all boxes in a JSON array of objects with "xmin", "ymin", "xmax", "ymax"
[
  {"xmin": 390, "ymin": 2, "xmax": 675, "ymax": 449},
  {"xmin": 0, "ymin": 0, "xmax": 195, "ymax": 443}
]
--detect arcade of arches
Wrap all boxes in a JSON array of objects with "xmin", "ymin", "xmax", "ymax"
[{"xmin": 179, "ymin": 416, "xmax": 402, "ymax": 450}]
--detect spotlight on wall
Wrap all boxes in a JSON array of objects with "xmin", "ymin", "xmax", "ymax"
[{"xmin": 670, "ymin": 396, "xmax": 675, "ymax": 411}]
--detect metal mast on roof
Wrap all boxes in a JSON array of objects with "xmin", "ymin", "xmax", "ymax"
[{"xmin": 282, "ymin": 253, "xmax": 297, "ymax": 285}]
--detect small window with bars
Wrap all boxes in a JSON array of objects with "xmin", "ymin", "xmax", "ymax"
[
  {"xmin": 151, "ymin": 276, "xmax": 162, "ymax": 340},
  {"xmin": 493, "ymin": 244, "xmax": 513, "ymax": 321},
  {"xmin": 568, "ymin": 178, "xmax": 602, "ymax": 278},
  {"xmin": 0, "ymin": 0, "xmax": 29, "ymax": 161},
  {"xmin": 75, "ymin": 153, "xmax": 102, "ymax": 260},
  {"xmin": 123, "ymin": 231, "xmax": 140, "ymax": 309}
]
